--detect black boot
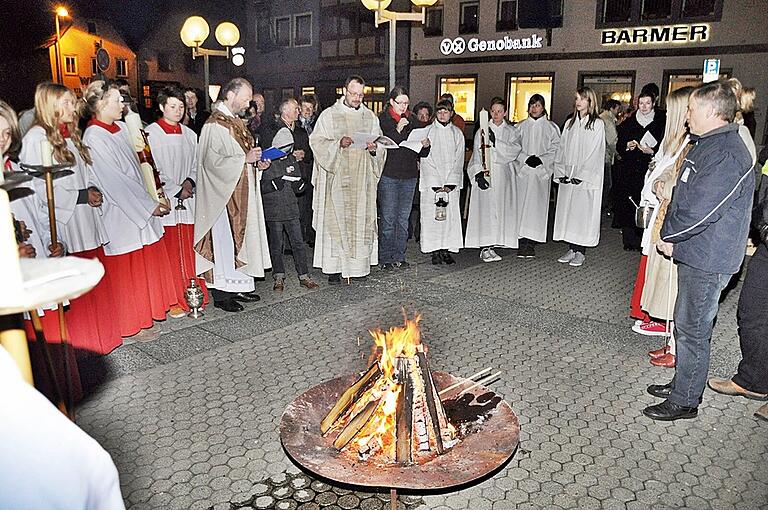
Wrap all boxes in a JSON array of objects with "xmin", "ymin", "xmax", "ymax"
[
  {"xmin": 328, "ymin": 273, "xmax": 341, "ymax": 285},
  {"xmin": 431, "ymin": 252, "xmax": 442, "ymax": 265},
  {"xmin": 441, "ymin": 250, "xmax": 455, "ymax": 264}
]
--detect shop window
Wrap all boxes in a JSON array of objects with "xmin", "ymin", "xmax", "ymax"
[
  {"xmin": 116, "ymin": 58, "xmax": 128, "ymax": 77},
  {"xmin": 64, "ymin": 55, "xmax": 77, "ymax": 75},
  {"xmin": 641, "ymin": 0, "xmax": 672, "ymax": 20},
  {"xmin": 439, "ymin": 76, "xmax": 477, "ymax": 122},
  {"xmin": 497, "ymin": 0, "xmax": 517, "ymax": 31},
  {"xmin": 598, "ymin": 0, "xmax": 722, "ymax": 26},
  {"xmin": 506, "ymin": 75, "xmax": 554, "ymax": 123},
  {"xmin": 578, "ymin": 72, "xmax": 635, "ymax": 110},
  {"xmin": 275, "ymin": 16, "xmax": 291, "ymax": 47},
  {"xmin": 424, "ymin": 6, "xmax": 443, "ymax": 37},
  {"xmin": 662, "ymin": 68, "xmax": 731, "ymax": 104},
  {"xmin": 294, "ymin": 13, "xmax": 312, "ymax": 47},
  {"xmin": 459, "ymin": 2, "xmax": 479, "ymax": 35}
]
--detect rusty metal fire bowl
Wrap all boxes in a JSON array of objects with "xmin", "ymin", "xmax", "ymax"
[{"xmin": 280, "ymin": 371, "xmax": 520, "ymax": 490}]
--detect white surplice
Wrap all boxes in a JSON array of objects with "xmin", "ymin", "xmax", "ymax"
[
  {"xmin": 146, "ymin": 121, "xmax": 198, "ymax": 226},
  {"xmin": 552, "ymin": 115, "xmax": 606, "ymax": 247},
  {"xmin": 83, "ymin": 122, "xmax": 165, "ymax": 255},
  {"xmin": 309, "ymin": 98, "xmax": 385, "ymax": 277},
  {"xmin": 513, "ymin": 115, "xmax": 560, "ymax": 243},
  {"xmin": 20, "ymin": 126, "xmax": 109, "ymax": 253},
  {"xmin": 465, "ymin": 120, "xmax": 522, "ymax": 248},
  {"xmin": 419, "ymin": 121, "xmax": 465, "ymax": 253}
]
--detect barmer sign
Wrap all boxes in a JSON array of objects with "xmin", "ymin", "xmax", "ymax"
[
  {"xmin": 440, "ymin": 34, "xmax": 544, "ymax": 56},
  {"xmin": 601, "ymin": 24, "xmax": 709, "ymax": 45}
]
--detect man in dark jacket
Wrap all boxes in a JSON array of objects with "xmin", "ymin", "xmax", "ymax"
[
  {"xmin": 707, "ymin": 160, "xmax": 768, "ymax": 422},
  {"xmin": 259, "ymin": 104, "xmax": 319, "ymax": 292},
  {"xmin": 644, "ymin": 81, "xmax": 755, "ymax": 421}
]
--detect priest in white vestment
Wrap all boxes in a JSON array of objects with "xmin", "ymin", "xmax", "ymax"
[
  {"xmin": 465, "ymin": 98, "xmax": 522, "ymax": 262},
  {"xmin": 147, "ymin": 85, "xmax": 210, "ymax": 316},
  {"xmin": 553, "ymin": 88, "xmax": 606, "ymax": 267},
  {"xmin": 419, "ymin": 100, "xmax": 465, "ymax": 264},
  {"xmin": 309, "ymin": 76, "xmax": 386, "ymax": 283},
  {"xmin": 513, "ymin": 94, "xmax": 561, "ymax": 258},
  {"xmin": 194, "ymin": 78, "xmax": 271, "ymax": 312}
]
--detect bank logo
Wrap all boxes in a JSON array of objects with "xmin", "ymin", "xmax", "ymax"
[{"xmin": 440, "ymin": 37, "xmax": 466, "ymax": 56}]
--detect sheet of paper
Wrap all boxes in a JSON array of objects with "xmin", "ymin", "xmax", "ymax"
[
  {"xmin": 351, "ymin": 132, "xmax": 398, "ymax": 150},
  {"xmin": 400, "ymin": 126, "xmax": 432, "ymax": 153},
  {"xmin": 640, "ymin": 131, "xmax": 658, "ymax": 149}
]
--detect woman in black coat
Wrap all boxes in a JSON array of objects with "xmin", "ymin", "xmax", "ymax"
[{"xmin": 612, "ymin": 90, "xmax": 666, "ymax": 250}]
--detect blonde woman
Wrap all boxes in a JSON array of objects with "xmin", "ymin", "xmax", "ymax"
[
  {"xmin": 629, "ymin": 88, "xmax": 694, "ymax": 367},
  {"xmin": 81, "ymin": 80, "xmax": 177, "ymax": 338},
  {"xmin": 553, "ymin": 87, "xmax": 606, "ymax": 266},
  {"xmin": 19, "ymin": 82, "xmax": 122, "ymax": 355}
]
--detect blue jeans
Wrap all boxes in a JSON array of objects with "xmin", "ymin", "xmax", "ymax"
[
  {"xmin": 378, "ymin": 176, "xmax": 417, "ymax": 265},
  {"xmin": 669, "ymin": 262, "xmax": 731, "ymax": 408}
]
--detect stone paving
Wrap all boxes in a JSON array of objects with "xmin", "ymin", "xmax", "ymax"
[{"xmin": 75, "ymin": 223, "xmax": 768, "ymax": 510}]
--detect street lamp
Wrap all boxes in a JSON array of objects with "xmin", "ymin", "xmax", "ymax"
[
  {"xmin": 54, "ymin": 6, "xmax": 70, "ymax": 84},
  {"xmin": 180, "ymin": 16, "xmax": 241, "ymax": 109},
  {"xmin": 361, "ymin": 0, "xmax": 438, "ymax": 90}
]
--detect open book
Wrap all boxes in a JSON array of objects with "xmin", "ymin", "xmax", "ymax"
[{"xmin": 351, "ymin": 126, "xmax": 432, "ymax": 152}]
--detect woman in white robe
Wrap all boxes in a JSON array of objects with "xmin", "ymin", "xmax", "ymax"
[
  {"xmin": 513, "ymin": 94, "xmax": 560, "ymax": 258},
  {"xmin": 419, "ymin": 100, "xmax": 465, "ymax": 264},
  {"xmin": 465, "ymin": 97, "xmax": 522, "ymax": 262},
  {"xmin": 81, "ymin": 81, "xmax": 177, "ymax": 338},
  {"xmin": 553, "ymin": 87, "xmax": 606, "ymax": 267},
  {"xmin": 19, "ymin": 82, "xmax": 122, "ymax": 355},
  {"xmin": 146, "ymin": 85, "xmax": 209, "ymax": 315}
]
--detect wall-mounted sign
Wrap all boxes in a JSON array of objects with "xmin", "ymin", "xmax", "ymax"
[
  {"xmin": 440, "ymin": 34, "xmax": 543, "ymax": 56},
  {"xmin": 601, "ymin": 24, "xmax": 709, "ymax": 46},
  {"xmin": 702, "ymin": 58, "xmax": 720, "ymax": 83}
]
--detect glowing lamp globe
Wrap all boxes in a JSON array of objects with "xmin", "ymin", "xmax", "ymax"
[
  {"xmin": 56, "ymin": 6, "xmax": 69, "ymax": 17},
  {"xmin": 215, "ymin": 22, "xmax": 240, "ymax": 47},
  {"xmin": 180, "ymin": 16, "xmax": 210, "ymax": 48},
  {"xmin": 360, "ymin": 0, "xmax": 392, "ymax": 11},
  {"xmin": 410, "ymin": 0, "xmax": 438, "ymax": 6}
]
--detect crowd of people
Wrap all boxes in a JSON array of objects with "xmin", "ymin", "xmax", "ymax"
[{"xmin": 1, "ymin": 71, "xmax": 766, "ymax": 423}]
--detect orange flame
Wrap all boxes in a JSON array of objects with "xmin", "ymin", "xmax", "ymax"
[{"xmin": 369, "ymin": 313, "xmax": 422, "ymax": 380}]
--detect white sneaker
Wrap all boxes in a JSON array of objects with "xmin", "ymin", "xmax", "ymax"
[
  {"xmin": 557, "ymin": 250, "xmax": 575, "ymax": 263},
  {"xmin": 480, "ymin": 248, "xmax": 495, "ymax": 263},
  {"xmin": 487, "ymin": 248, "xmax": 502, "ymax": 261},
  {"xmin": 569, "ymin": 252, "xmax": 586, "ymax": 267}
]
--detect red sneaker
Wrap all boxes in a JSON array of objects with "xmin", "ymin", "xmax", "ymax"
[
  {"xmin": 632, "ymin": 320, "xmax": 669, "ymax": 337},
  {"xmin": 650, "ymin": 353, "xmax": 676, "ymax": 368},
  {"xmin": 648, "ymin": 345, "xmax": 670, "ymax": 359}
]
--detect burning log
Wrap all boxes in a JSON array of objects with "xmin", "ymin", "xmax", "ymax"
[
  {"xmin": 417, "ymin": 352, "xmax": 444, "ymax": 454},
  {"xmin": 395, "ymin": 358, "xmax": 413, "ymax": 464},
  {"xmin": 333, "ymin": 398, "xmax": 382, "ymax": 450},
  {"xmin": 321, "ymin": 363, "xmax": 381, "ymax": 434}
]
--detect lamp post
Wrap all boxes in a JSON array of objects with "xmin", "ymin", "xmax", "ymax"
[
  {"xmin": 54, "ymin": 6, "xmax": 70, "ymax": 84},
  {"xmin": 180, "ymin": 16, "xmax": 240, "ymax": 109},
  {"xmin": 361, "ymin": 0, "xmax": 438, "ymax": 91}
]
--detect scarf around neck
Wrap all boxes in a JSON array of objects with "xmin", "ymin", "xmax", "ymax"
[{"xmin": 635, "ymin": 108, "xmax": 655, "ymax": 128}]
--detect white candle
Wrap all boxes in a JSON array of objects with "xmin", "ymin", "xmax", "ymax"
[
  {"xmin": 40, "ymin": 139, "xmax": 53, "ymax": 167},
  {"xmin": 0, "ymin": 189, "xmax": 23, "ymax": 293}
]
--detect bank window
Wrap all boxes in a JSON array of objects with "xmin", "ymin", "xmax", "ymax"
[
  {"xmin": 64, "ymin": 55, "xmax": 77, "ymax": 75},
  {"xmin": 497, "ymin": 0, "xmax": 517, "ymax": 31},
  {"xmin": 424, "ymin": 6, "xmax": 443, "ymax": 37},
  {"xmin": 275, "ymin": 16, "xmax": 291, "ymax": 47},
  {"xmin": 506, "ymin": 75, "xmax": 553, "ymax": 123},
  {"xmin": 116, "ymin": 58, "xmax": 128, "ymax": 77},
  {"xmin": 641, "ymin": 0, "xmax": 672, "ymax": 20},
  {"xmin": 597, "ymin": 0, "xmax": 722, "ymax": 26},
  {"xmin": 662, "ymin": 68, "xmax": 731, "ymax": 104},
  {"xmin": 439, "ymin": 76, "xmax": 477, "ymax": 122},
  {"xmin": 459, "ymin": 2, "xmax": 479, "ymax": 35},
  {"xmin": 294, "ymin": 13, "xmax": 312, "ymax": 47},
  {"xmin": 579, "ymin": 72, "xmax": 635, "ymax": 109}
]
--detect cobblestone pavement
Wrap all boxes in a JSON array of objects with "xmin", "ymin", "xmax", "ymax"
[{"xmin": 75, "ymin": 224, "xmax": 768, "ymax": 510}]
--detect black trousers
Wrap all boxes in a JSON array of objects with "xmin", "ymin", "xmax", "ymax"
[
  {"xmin": 569, "ymin": 243, "xmax": 587, "ymax": 254},
  {"xmin": 732, "ymin": 243, "xmax": 768, "ymax": 394},
  {"xmin": 267, "ymin": 219, "xmax": 309, "ymax": 279}
]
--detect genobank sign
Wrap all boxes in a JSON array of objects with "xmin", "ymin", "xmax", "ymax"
[
  {"xmin": 601, "ymin": 24, "xmax": 709, "ymax": 46},
  {"xmin": 440, "ymin": 34, "xmax": 543, "ymax": 56}
]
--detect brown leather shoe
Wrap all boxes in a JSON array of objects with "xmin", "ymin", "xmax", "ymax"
[
  {"xmin": 755, "ymin": 403, "xmax": 768, "ymax": 422},
  {"xmin": 648, "ymin": 345, "xmax": 670, "ymax": 359},
  {"xmin": 300, "ymin": 278, "xmax": 319, "ymax": 290},
  {"xmin": 650, "ymin": 353, "xmax": 675, "ymax": 368},
  {"xmin": 273, "ymin": 278, "xmax": 285, "ymax": 292},
  {"xmin": 707, "ymin": 378, "xmax": 768, "ymax": 400}
]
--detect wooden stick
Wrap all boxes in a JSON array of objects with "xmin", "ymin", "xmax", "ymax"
[
  {"xmin": 320, "ymin": 363, "xmax": 381, "ymax": 434},
  {"xmin": 438, "ymin": 367, "xmax": 492, "ymax": 396},
  {"xmin": 333, "ymin": 398, "xmax": 381, "ymax": 450},
  {"xmin": 29, "ymin": 310, "xmax": 67, "ymax": 416},
  {"xmin": 457, "ymin": 371, "xmax": 502, "ymax": 397},
  {"xmin": 390, "ymin": 488, "xmax": 397, "ymax": 510}
]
